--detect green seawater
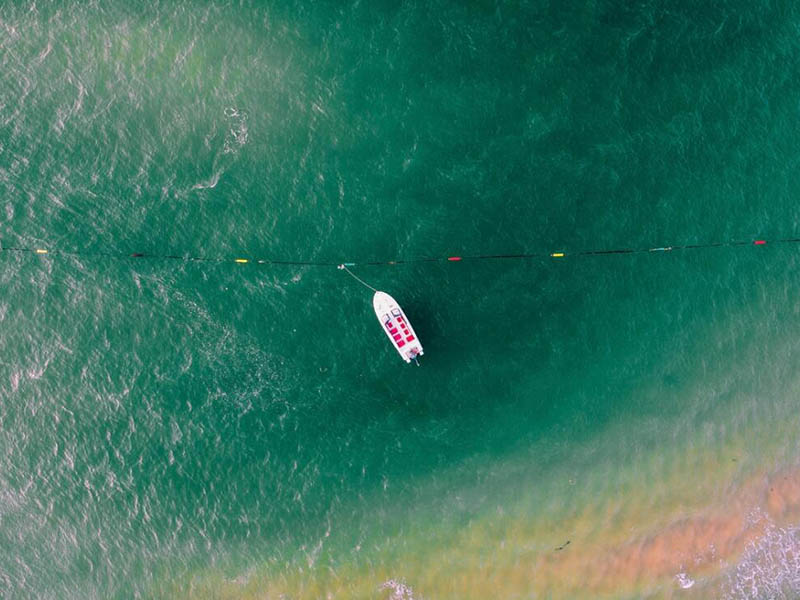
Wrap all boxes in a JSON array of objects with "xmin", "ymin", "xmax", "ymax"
[{"xmin": 2, "ymin": 2, "xmax": 800, "ymax": 598}]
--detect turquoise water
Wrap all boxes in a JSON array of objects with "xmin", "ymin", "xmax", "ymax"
[{"xmin": 2, "ymin": 2, "xmax": 800, "ymax": 598}]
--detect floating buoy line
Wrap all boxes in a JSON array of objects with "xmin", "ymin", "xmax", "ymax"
[{"xmin": 0, "ymin": 237, "xmax": 795, "ymax": 269}]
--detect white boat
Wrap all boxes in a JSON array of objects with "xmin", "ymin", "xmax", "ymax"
[{"xmin": 373, "ymin": 291, "xmax": 423, "ymax": 364}]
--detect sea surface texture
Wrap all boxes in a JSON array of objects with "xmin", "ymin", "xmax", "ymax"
[{"xmin": 2, "ymin": 2, "xmax": 800, "ymax": 599}]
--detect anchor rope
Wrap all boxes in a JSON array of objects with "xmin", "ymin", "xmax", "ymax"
[{"xmin": 338, "ymin": 264, "xmax": 378, "ymax": 292}]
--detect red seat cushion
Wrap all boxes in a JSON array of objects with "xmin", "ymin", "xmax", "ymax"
[{"xmin": 406, "ymin": 335, "xmax": 415, "ymax": 341}]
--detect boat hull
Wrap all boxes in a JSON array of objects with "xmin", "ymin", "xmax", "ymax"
[{"xmin": 373, "ymin": 291, "xmax": 423, "ymax": 363}]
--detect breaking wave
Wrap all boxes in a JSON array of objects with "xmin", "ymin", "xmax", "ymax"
[{"xmin": 724, "ymin": 519, "xmax": 800, "ymax": 599}]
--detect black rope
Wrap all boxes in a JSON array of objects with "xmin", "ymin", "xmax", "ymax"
[{"xmin": 0, "ymin": 237, "xmax": 788, "ymax": 268}]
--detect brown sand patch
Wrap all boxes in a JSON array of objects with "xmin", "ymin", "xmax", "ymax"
[
  {"xmin": 529, "ymin": 466, "xmax": 800, "ymax": 596},
  {"xmin": 765, "ymin": 469, "xmax": 800, "ymax": 522}
]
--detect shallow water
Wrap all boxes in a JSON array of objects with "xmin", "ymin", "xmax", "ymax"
[{"xmin": 2, "ymin": 1, "xmax": 800, "ymax": 598}]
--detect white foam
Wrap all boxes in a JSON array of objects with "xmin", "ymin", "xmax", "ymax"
[
  {"xmin": 223, "ymin": 107, "xmax": 248, "ymax": 154},
  {"xmin": 380, "ymin": 579, "xmax": 418, "ymax": 599},
  {"xmin": 10, "ymin": 371, "xmax": 20, "ymax": 392},
  {"xmin": 191, "ymin": 170, "xmax": 221, "ymax": 190},
  {"xmin": 675, "ymin": 572, "xmax": 695, "ymax": 589},
  {"xmin": 724, "ymin": 520, "xmax": 800, "ymax": 599},
  {"xmin": 35, "ymin": 40, "xmax": 52, "ymax": 64}
]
